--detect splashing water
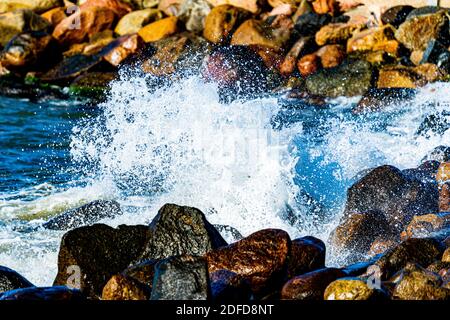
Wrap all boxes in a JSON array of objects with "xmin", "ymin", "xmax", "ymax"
[{"xmin": 1, "ymin": 68, "xmax": 450, "ymax": 285}]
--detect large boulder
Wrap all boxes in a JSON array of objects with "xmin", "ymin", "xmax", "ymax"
[
  {"xmin": 115, "ymin": 8, "xmax": 162, "ymax": 36},
  {"xmin": 342, "ymin": 165, "xmax": 439, "ymax": 233},
  {"xmin": 42, "ymin": 200, "xmax": 123, "ymax": 230},
  {"xmin": 53, "ymin": 224, "xmax": 152, "ymax": 298},
  {"xmin": 0, "ymin": 266, "xmax": 34, "ymax": 294},
  {"xmin": 209, "ymin": 270, "xmax": 252, "ymax": 301},
  {"xmin": 305, "ymin": 59, "xmax": 372, "ymax": 98},
  {"xmin": 286, "ymin": 236, "xmax": 325, "ymax": 278},
  {"xmin": 0, "ymin": 9, "xmax": 50, "ymax": 47},
  {"xmin": 121, "ymin": 259, "xmax": 159, "ymax": 289},
  {"xmin": 0, "ymin": 286, "xmax": 85, "ymax": 300},
  {"xmin": 136, "ymin": 204, "xmax": 227, "ymax": 263},
  {"xmin": 151, "ymin": 255, "xmax": 210, "ymax": 300},
  {"xmin": 206, "ymin": 229, "xmax": 290, "ymax": 294},
  {"xmin": 203, "ymin": 5, "xmax": 250, "ymax": 43},
  {"xmin": 0, "ymin": 0, "xmax": 63, "ymax": 14}
]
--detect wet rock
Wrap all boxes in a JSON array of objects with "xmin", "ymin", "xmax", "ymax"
[
  {"xmin": 102, "ymin": 274, "xmax": 151, "ymax": 300},
  {"xmin": 311, "ymin": 0, "xmax": 339, "ymax": 16},
  {"xmin": 414, "ymin": 63, "xmax": 447, "ymax": 83},
  {"xmin": 316, "ymin": 44, "xmax": 345, "ymax": 68},
  {"xmin": 417, "ymin": 112, "xmax": 450, "ymax": 138},
  {"xmin": 68, "ymin": 71, "xmax": 117, "ymax": 100},
  {"xmin": 42, "ymin": 200, "xmax": 123, "ymax": 231},
  {"xmin": 401, "ymin": 213, "xmax": 450, "ymax": 240},
  {"xmin": 80, "ymin": 0, "xmax": 133, "ymax": 18},
  {"xmin": 392, "ymin": 263, "xmax": 450, "ymax": 300},
  {"xmin": 423, "ymin": 146, "xmax": 450, "ymax": 163},
  {"xmin": 279, "ymin": 36, "xmax": 313, "ymax": 76},
  {"xmin": 294, "ymin": 12, "xmax": 331, "ymax": 37},
  {"xmin": 341, "ymin": 256, "xmax": 381, "ymax": 277},
  {"xmin": 347, "ymin": 25, "xmax": 400, "ymax": 56},
  {"xmin": 53, "ymin": 7, "xmax": 115, "ymax": 46},
  {"xmin": 138, "ymin": 16, "xmax": 178, "ymax": 42},
  {"xmin": 203, "ymin": 5, "xmax": 250, "ymax": 44},
  {"xmin": 0, "ymin": 9, "xmax": 51, "ymax": 47},
  {"xmin": 402, "ymin": 160, "xmax": 441, "ymax": 184},
  {"xmin": 305, "ymin": 59, "xmax": 372, "ymax": 97},
  {"xmin": 206, "ymin": 0, "xmax": 259, "ymax": 14},
  {"xmin": 102, "ymin": 34, "xmax": 144, "ymax": 67},
  {"xmin": 40, "ymin": 54, "xmax": 102, "ymax": 82},
  {"xmin": 371, "ymin": 238, "xmax": 445, "ymax": 280},
  {"xmin": 342, "ymin": 165, "xmax": 439, "ymax": 233},
  {"xmin": 53, "ymin": 223, "xmax": 152, "ymax": 298},
  {"xmin": 230, "ymin": 19, "xmax": 288, "ymax": 49},
  {"xmin": 0, "ymin": 286, "xmax": 85, "ymax": 300},
  {"xmin": 137, "ymin": 204, "xmax": 227, "ymax": 262},
  {"xmin": 213, "ymin": 224, "xmax": 243, "ymax": 242},
  {"xmin": 395, "ymin": 11, "xmax": 450, "ymax": 52},
  {"xmin": 297, "ymin": 53, "xmax": 320, "ymax": 77},
  {"xmin": 0, "ymin": 31, "xmax": 56, "ymax": 70},
  {"xmin": 286, "ymin": 236, "xmax": 325, "ymax": 278},
  {"xmin": 444, "ymin": 248, "xmax": 450, "ymax": 263},
  {"xmin": 352, "ymin": 87, "xmax": 416, "ymax": 114},
  {"xmin": 368, "ymin": 238, "xmax": 398, "ymax": 257},
  {"xmin": 177, "ymin": 0, "xmax": 211, "ymax": 33},
  {"xmin": 115, "ymin": 8, "xmax": 163, "ymax": 36},
  {"xmin": 281, "ymin": 268, "xmax": 346, "ymax": 300},
  {"xmin": 0, "ymin": 0, "xmax": 63, "ymax": 14},
  {"xmin": 151, "ymin": 255, "xmax": 210, "ymax": 300},
  {"xmin": 210, "ymin": 270, "xmax": 252, "ymax": 301},
  {"xmin": 420, "ymin": 40, "xmax": 450, "ymax": 72},
  {"xmin": 324, "ymin": 277, "xmax": 386, "ymax": 300},
  {"xmin": 0, "ymin": 266, "xmax": 34, "ymax": 294},
  {"xmin": 381, "ymin": 5, "xmax": 414, "ymax": 28},
  {"xmin": 405, "ymin": 6, "xmax": 448, "ymax": 20},
  {"xmin": 330, "ymin": 210, "xmax": 397, "ymax": 259},
  {"xmin": 206, "ymin": 229, "xmax": 290, "ymax": 294},
  {"xmin": 427, "ymin": 261, "xmax": 450, "ymax": 279},
  {"xmin": 40, "ymin": 7, "xmax": 67, "ymax": 27},
  {"xmin": 122, "ymin": 259, "xmax": 159, "ymax": 288},
  {"xmin": 315, "ymin": 22, "xmax": 361, "ymax": 46}
]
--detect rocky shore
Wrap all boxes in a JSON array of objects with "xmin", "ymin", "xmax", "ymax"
[{"xmin": 0, "ymin": 149, "xmax": 449, "ymax": 300}]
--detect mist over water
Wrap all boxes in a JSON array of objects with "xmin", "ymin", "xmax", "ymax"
[{"xmin": 1, "ymin": 68, "xmax": 450, "ymax": 285}]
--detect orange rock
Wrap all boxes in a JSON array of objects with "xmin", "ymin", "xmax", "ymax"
[
  {"xmin": 312, "ymin": 0, "xmax": 339, "ymax": 16},
  {"xmin": 138, "ymin": 16, "xmax": 178, "ymax": 42},
  {"xmin": 102, "ymin": 274, "xmax": 150, "ymax": 300},
  {"xmin": 80, "ymin": 0, "xmax": 132, "ymax": 18},
  {"xmin": 316, "ymin": 44, "xmax": 345, "ymax": 68},
  {"xmin": 410, "ymin": 50, "xmax": 424, "ymax": 66},
  {"xmin": 103, "ymin": 34, "xmax": 144, "ymax": 67},
  {"xmin": 347, "ymin": 25, "xmax": 399, "ymax": 56},
  {"xmin": 203, "ymin": 5, "xmax": 250, "ymax": 43},
  {"xmin": 206, "ymin": 0, "xmax": 259, "ymax": 14},
  {"xmin": 377, "ymin": 68, "xmax": 418, "ymax": 89},
  {"xmin": 41, "ymin": 7, "xmax": 67, "ymax": 27},
  {"xmin": 401, "ymin": 212, "xmax": 450, "ymax": 240},
  {"xmin": 279, "ymin": 37, "xmax": 312, "ymax": 76},
  {"xmin": 437, "ymin": 163, "xmax": 450, "ymax": 183},
  {"xmin": 53, "ymin": 7, "xmax": 115, "ymax": 46},
  {"xmin": 414, "ymin": 63, "xmax": 445, "ymax": 83},
  {"xmin": 297, "ymin": 53, "xmax": 321, "ymax": 77}
]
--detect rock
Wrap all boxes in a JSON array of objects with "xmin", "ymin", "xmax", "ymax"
[
  {"xmin": 53, "ymin": 224, "xmax": 152, "ymax": 298},
  {"xmin": 53, "ymin": 7, "xmax": 115, "ymax": 46},
  {"xmin": 0, "ymin": 0, "xmax": 63, "ymax": 14},
  {"xmin": 157, "ymin": 0, "xmax": 182, "ymax": 16},
  {"xmin": 417, "ymin": 112, "xmax": 450, "ymax": 138},
  {"xmin": 402, "ymin": 160, "xmax": 441, "ymax": 184},
  {"xmin": 0, "ymin": 286, "xmax": 85, "ymax": 300},
  {"xmin": 230, "ymin": 19, "xmax": 288, "ymax": 49},
  {"xmin": 371, "ymin": 238, "xmax": 445, "ymax": 280},
  {"xmin": 286, "ymin": 236, "xmax": 325, "ymax": 278},
  {"xmin": 316, "ymin": 44, "xmax": 345, "ymax": 68},
  {"xmin": 444, "ymin": 248, "xmax": 450, "ymax": 263},
  {"xmin": 68, "ymin": 71, "xmax": 117, "ymax": 99},
  {"xmin": 305, "ymin": 59, "xmax": 372, "ymax": 97},
  {"xmin": 0, "ymin": 31, "xmax": 56, "ymax": 70},
  {"xmin": 203, "ymin": 5, "xmax": 249, "ymax": 44},
  {"xmin": 79, "ymin": 0, "xmax": 133, "ymax": 18},
  {"xmin": 427, "ymin": 261, "xmax": 450, "ymax": 279},
  {"xmin": 279, "ymin": 37, "xmax": 314, "ymax": 76},
  {"xmin": 177, "ymin": 0, "xmax": 211, "ymax": 33},
  {"xmin": 405, "ymin": 6, "xmax": 448, "ymax": 20},
  {"xmin": 121, "ymin": 259, "xmax": 159, "ymax": 288},
  {"xmin": 40, "ymin": 7, "xmax": 66, "ymax": 27},
  {"xmin": 420, "ymin": 40, "xmax": 450, "ymax": 72},
  {"xmin": 115, "ymin": 8, "xmax": 162, "ymax": 36},
  {"xmin": 41, "ymin": 54, "xmax": 102, "ymax": 82},
  {"xmin": 102, "ymin": 34, "xmax": 144, "ymax": 67},
  {"xmin": 341, "ymin": 256, "xmax": 381, "ymax": 277},
  {"xmin": 294, "ymin": 12, "xmax": 331, "ymax": 37},
  {"xmin": 138, "ymin": 16, "xmax": 178, "ymax": 42},
  {"xmin": 330, "ymin": 210, "xmax": 397, "ymax": 259},
  {"xmin": 0, "ymin": 9, "xmax": 51, "ymax": 47},
  {"xmin": 206, "ymin": 0, "xmax": 259, "ymax": 14},
  {"xmin": 392, "ymin": 263, "xmax": 450, "ymax": 300},
  {"xmin": 206, "ymin": 229, "xmax": 290, "ymax": 294},
  {"xmin": 324, "ymin": 277, "xmax": 386, "ymax": 300},
  {"xmin": 281, "ymin": 268, "xmax": 346, "ymax": 300},
  {"xmin": 102, "ymin": 274, "xmax": 151, "ymax": 300},
  {"xmin": 311, "ymin": 0, "xmax": 339, "ymax": 16},
  {"xmin": 142, "ymin": 33, "xmax": 210, "ymax": 76},
  {"xmin": 437, "ymin": 162, "xmax": 450, "ymax": 184},
  {"xmin": 151, "ymin": 255, "xmax": 210, "ymax": 300},
  {"xmin": 210, "ymin": 270, "xmax": 252, "ymax": 301},
  {"xmin": 213, "ymin": 224, "xmax": 243, "ymax": 242},
  {"xmin": 315, "ymin": 22, "xmax": 361, "ymax": 46},
  {"xmin": 401, "ymin": 213, "xmax": 450, "ymax": 240},
  {"xmin": 42, "ymin": 200, "xmax": 123, "ymax": 230},
  {"xmin": 352, "ymin": 87, "xmax": 416, "ymax": 114},
  {"xmin": 137, "ymin": 204, "xmax": 227, "ymax": 262},
  {"xmin": 368, "ymin": 238, "xmax": 398, "ymax": 257},
  {"xmin": 342, "ymin": 165, "xmax": 439, "ymax": 233},
  {"xmin": 377, "ymin": 66, "xmax": 421, "ymax": 89},
  {"xmin": 347, "ymin": 25, "xmax": 400, "ymax": 56},
  {"xmin": 381, "ymin": 5, "xmax": 414, "ymax": 28},
  {"xmin": 395, "ymin": 11, "xmax": 450, "ymax": 52},
  {"xmin": 0, "ymin": 266, "xmax": 34, "ymax": 294},
  {"xmin": 414, "ymin": 63, "xmax": 446, "ymax": 83},
  {"xmin": 297, "ymin": 53, "xmax": 321, "ymax": 77},
  {"xmin": 423, "ymin": 146, "xmax": 450, "ymax": 163}
]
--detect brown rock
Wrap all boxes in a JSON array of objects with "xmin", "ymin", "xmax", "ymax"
[
  {"xmin": 324, "ymin": 278, "xmax": 383, "ymax": 300},
  {"xmin": 281, "ymin": 268, "xmax": 346, "ymax": 300},
  {"xmin": 297, "ymin": 53, "xmax": 320, "ymax": 77},
  {"xmin": 103, "ymin": 34, "xmax": 144, "ymax": 67},
  {"xmin": 40, "ymin": 7, "xmax": 66, "ymax": 27},
  {"xmin": 114, "ymin": 8, "xmax": 162, "ymax": 36},
  {"xmin": 230, "ymin": 19, "xmax": 289, "ymax": 49},
  {"xmin": 427, "ymin": 261, "xmax": 450, "ymax": 281},
  {"xmin": 414, "ymin": 63, "xmax": 446, "ymax": 83},
  {"xmin": 444, "ymin": 248, "xmax": 450, "ymax": 263},
  {"xmin": 0, "ymin": 0, "xmax": 64, "ymax": 14},
  {"xmin": 312, "ymin": 0, "xmax": 339, "ymax": 16},
  {"xmin": 316, "ymin": 44, "xmax": 345, "ymax": 68},
  {"xmin": 52, "ymin": 7, "xmax": 115, "ymax": 46},
  {"xmin": 279, "ymin": 37, "xmax": 313, "ymax": 76},
  {"xmin": 437, "ymin": 162, "xmax": 450, "ymax": 184},
  {"xmin": 206, "ymin": 0, "xmax": 259, "ymax": 14},
  {"xmin": 203, "ymin": 5, "xmax": 250, "ymax": 44},
  {"xmin": 287, "ymin": 236, "xmax": 325, "ymax": 279},
  {"xmin": 377, "ymin": 67, "xmax": 420, "ymax": 89},
  {"xmin": 315, "ymin": 23, "xmax": 361, "ymax": 46},
  {"xmin": 410, "ymin": 50, "xmax": 424, "ymax": 66},
  {"xmin": 401, "ymin": 213, "xmax": 450, "ymax": 241},
  {"xmin": 440, "ymin": 183, "xmax": 450, "ymax": 213},
  {"xmin": 206, "ymin": 229, "xmax": 290, "ymax": 293},
  {"xmin": 368, "ymin": 238, "xmax": 397, "ymax": 257},
  {"xmin": 80, "ymin": 0, "xmax": 132, "ymax": 18},
  {"xmin": 122, "ymin": 259, "xmax": 158, "ymax": 288},
  {"xmin": 102, "ymin": 274, "xmax": 151, "ymax": 300},
  {"xmin": 138, "ymin": 16, "xmax": 178, "ymax": 42},
  {"xmin": 347, "ymin": 25, "xmax": 400, "ymax": 56},
  {"xmin": 292, "ymin": 0, "xmax": 312, "ymax": 22},
  {"xmin": 82, "ymin": 30, "xmax": 114, "ymax": 55}
]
